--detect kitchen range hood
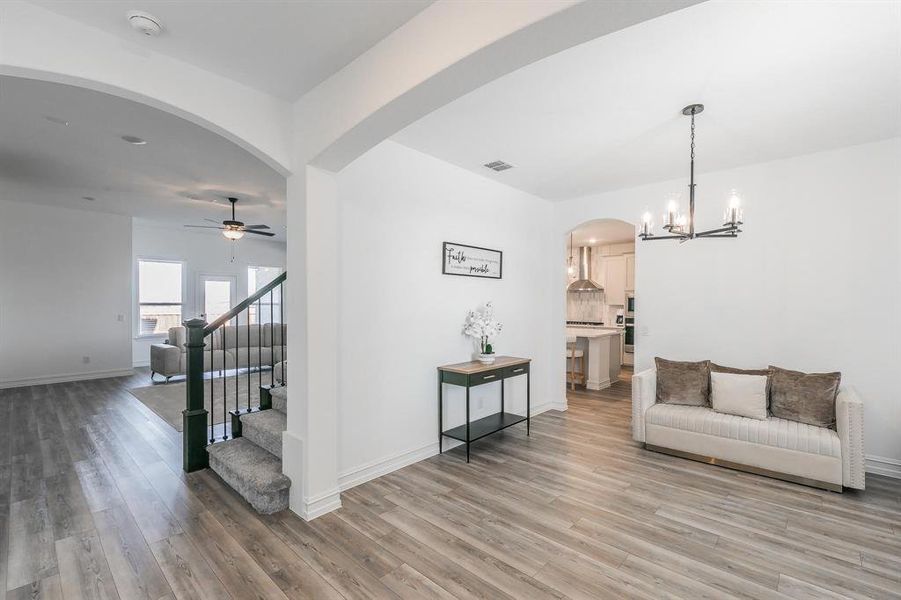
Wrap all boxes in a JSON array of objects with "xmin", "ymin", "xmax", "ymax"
[{"xmin": 567, "ymin": 246, "xmax": 603, "ymax": 293}]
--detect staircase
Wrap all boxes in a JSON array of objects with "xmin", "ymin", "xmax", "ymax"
[
  {"xmin": 181, "ymin": 272, "xmax": 292, "ymax": 514},
  {"xmin": 207, "ymin": 386, "xmax": 289, "ymax": 513}
]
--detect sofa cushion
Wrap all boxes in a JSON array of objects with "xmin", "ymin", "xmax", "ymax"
[
  {"xmin": 710, "ymin": 372, "xmax": 768, "ymax": 420},
  {"xmin": 655, "ymin": 357, "xmax": 710, "ymax": 406},
  {"xmin": 645, "ymin": 404, "xmax": 841, "ymax": 458},
  {"xmin": 231, "ymin": 347, "xmax": 273, "ymax": 369},
  {"xmin": 263, "ymin": 323, "xmax": 287, "ymax": 348},
  {"xmin": 168, "ymin": 326, "xmax": 187, "ymax": 351},
  {"xmin": 213, "ymin": 323, "xmax": 269, "ymax": 350},
  {"xmin": 769, "ymin": 366, "xmax": 841, "ymax": 429}
]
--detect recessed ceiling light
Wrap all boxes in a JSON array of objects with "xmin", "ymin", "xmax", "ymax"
[
  {"xmin": 127, "ymin": 11, "xmax": 163, "ymax": 37},
  {"xmin": 44, "ymin": 116, "xmax": 69, "ymax": 126},
  {"xmin": 121, "ymin": 135, "xmax": 147, "ymax": 145},
  {"xmin": 82, "ymin": 196, "xmax": 96, "ymax": 202}
]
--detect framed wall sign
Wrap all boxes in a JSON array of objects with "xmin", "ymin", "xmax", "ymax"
[{"xmin": 442, "ymin": 242, "xmax": 503, "ymax": 279}]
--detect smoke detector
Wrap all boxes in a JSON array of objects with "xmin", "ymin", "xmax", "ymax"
[
  {"xmin": 484, "ymin": 160, "xmax": 514, "ymax": 172},
  {"xmin": 127, "ymin": 11, "xmax": 163, "ymax": 37}
]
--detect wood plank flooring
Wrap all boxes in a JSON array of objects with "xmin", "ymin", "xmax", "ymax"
[{"xmin": 0, "ymin": 369, "xmax": 899, "ymax": 599}]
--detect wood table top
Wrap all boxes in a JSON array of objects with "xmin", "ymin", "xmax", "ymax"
[{"xmin": 437, "ymin": 356, "xmax": 530, "ymax": 374}]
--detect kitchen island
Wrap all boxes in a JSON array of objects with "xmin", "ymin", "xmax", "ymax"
[{"xmin": 566, "ymin": 327, "xmax": 623, "ymax": 390}]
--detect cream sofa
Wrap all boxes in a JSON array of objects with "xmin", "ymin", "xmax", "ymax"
[
  {"xmin": 632, "ymin": 368, "xmax": 865, "ymax": 491},
  {"xmin": 150, "ymin": 323, "xmax": 287, "ymax": 381}
]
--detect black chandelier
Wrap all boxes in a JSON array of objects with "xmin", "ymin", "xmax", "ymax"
[{"xmin": 639, "ymin": 104, "xmax": 744, "ymax": 242}]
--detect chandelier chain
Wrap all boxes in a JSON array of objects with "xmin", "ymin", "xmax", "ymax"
[{"xmin": 690, "ymin": 111, "xmax": 695, "ymax": 162}]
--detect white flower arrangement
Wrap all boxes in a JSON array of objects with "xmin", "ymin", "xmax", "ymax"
[{"xmin": 463, "ymin": 301, "xmax": 503, "ymax": 355}]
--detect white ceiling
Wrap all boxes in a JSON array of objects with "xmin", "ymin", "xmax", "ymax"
[
  {"xmin": 28, "ymin": 0, "xmax": 433, "ymax": 101},
  {"xmin": 0, "ymin": 75, "xmax": 287, "ymax": 240},
  {"xmin": 569, "ymin": 220, "xmax": 635, "ymax": 247},
  {"xmin": 394, "ymin": 0, "xmax": 901, "ymax": 200}
]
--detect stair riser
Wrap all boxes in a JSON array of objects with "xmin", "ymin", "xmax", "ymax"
[
  {"xmin": 270, "ymin": 387, "xmax": 288, "ymax": 413},
  {"xmin": 243, "ymin": 423, "xmax": 283, "ymax": 459},
  {"xmin": 209, "ymin": 456, "xmax": 288, "ymax": 514}
]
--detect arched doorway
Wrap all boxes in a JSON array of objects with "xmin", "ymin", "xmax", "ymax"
[{"xmin": 564, "ymin": 218, "xmax": 636, "ymax": 395}]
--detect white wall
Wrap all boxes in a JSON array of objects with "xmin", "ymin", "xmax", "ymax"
[
  {"xmin": 554, "ymin": 138, "xmax": 901, "ymax": 472},
  {"xmin": 334, "ymin": 140, "xmax": 559, "ymax": 488},
  {"xmin": 131, "ymin": 221, "xmax": 286, "ymax": 366},
  {"xmin": 0, "ymin": 199, "xmax": 133, "ymax": 387}
]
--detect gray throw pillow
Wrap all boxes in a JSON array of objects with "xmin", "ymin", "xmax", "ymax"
[
  {"xmin": 655, "ymin": 357, "xmax": 710, "ymax": 406},
  {"xmin": 769, "ymin": 365, "xmax": 841, "ymax": 429}
]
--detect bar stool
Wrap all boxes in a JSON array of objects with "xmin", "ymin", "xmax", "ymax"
[{"xmin": 566, "ymin": 335, "xmax": 585, "ymax": 390}]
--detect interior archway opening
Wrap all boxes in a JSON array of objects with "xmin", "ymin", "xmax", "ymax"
[{"xmin": 564, "ymin": 218, "xmax": 636, "ymax": 398}]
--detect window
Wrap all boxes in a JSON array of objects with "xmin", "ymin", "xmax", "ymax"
[
  {"xmin": 138, "ymin": 260, "xmax": 183, "ymax": 335},
  {"xmin": 248, "ymin": 266, "xmax": 283, "ymax": 324}
]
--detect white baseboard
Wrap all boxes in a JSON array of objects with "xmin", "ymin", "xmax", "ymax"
[
  {"xmin": 338, "ymin": 441, "xmax": 439, "ymax": 492},
  {"xmin": 337, "ymin": 400, "xmax": 566, "ymax": 493},
  {"xmin": 301, "ymin": 488, "xmax": 342, "ymax": 520},
  {"xmin": 0, "ymin": 368, "xmax": 136, "ymax": 389},
  {"xmin": 133, "ymin": 360, "xmax": 150, "ymax": 368},
  {"xmin": 281, "ymin": 431, "xmax": 343, "ymax": 521},
  {"xmin": 866, "ymin": 455, "xmax": 901, "ymax": 479},
  {"xmin": 534, "ymin": 399, "xmax": 568, "ymax": 413}
]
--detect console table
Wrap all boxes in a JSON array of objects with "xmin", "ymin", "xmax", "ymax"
[{"xmin": 437, "ymin": 356, "xmax": 530, "ymax": 462}]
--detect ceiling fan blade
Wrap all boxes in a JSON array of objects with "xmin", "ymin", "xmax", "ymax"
[
  {"xmin": 243, "ymin": 229, "xmax": 276, "ymax": 237},
  {"xmin": 184, "ymin": 225, "xmax": 225, "ymax": 230},
  {"xmin": 243, "ymin": 224, "xmax": 270, "ymax": 230},
  {"xmin": 204, "ymin": 218, "xmax": 222, "ymax": 224}
]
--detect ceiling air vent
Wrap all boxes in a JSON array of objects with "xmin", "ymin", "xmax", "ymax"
[{"xmin": 484, "ymin": 160, "xmax": 514, "ymax": 172}]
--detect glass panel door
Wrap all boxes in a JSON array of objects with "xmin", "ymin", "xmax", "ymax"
[{"xmin": 197, "ymin": 274, "xmax": 237, "ymax": 323}]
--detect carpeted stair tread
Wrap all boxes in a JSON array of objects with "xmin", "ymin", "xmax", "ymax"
[
  {"xmin": 241, "ymin": 409, "xmax": 286, "ymax": 458},
  {"xmin": 207, "ymin": 438, "xmax": 290, "ymax": 514},
  {"xmin": 270, "ymin": 385, "xmax": 287, "ymax": 413}
]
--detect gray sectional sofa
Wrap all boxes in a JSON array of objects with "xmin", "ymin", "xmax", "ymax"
[{"xmin": 150, "ymin": 323, "xmax": 286, "ymax": 381}]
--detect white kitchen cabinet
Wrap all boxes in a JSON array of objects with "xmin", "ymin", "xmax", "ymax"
[
  {"xmin": 625, "ymin": 253, "xmax": 635, "ymax": 291},
  {"xmin": 604, "ymin": 255, "xmax": 626, "ymax": 306}
]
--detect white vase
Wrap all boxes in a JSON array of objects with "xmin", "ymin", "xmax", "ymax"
[{"xmin": 478, "ymin": 353, "xmax": 496, "ymax": 365}]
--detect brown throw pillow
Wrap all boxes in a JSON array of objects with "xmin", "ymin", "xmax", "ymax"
[
  {"xmin": 769, "ymin": 365, "xmax": 841, "ymax": 429},
  {"xmin": 655, "ymin": 357, "xmax": 710, "ymax": 406}
]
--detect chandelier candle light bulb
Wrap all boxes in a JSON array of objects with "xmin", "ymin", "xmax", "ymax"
[
  {"xmin": 665, "ymin": 199, "xmax": 679, "ymax": 229},
  {"xmin": 724, "ymin": 190, "xmax": 744, "ymax": 226},
  {"xmin": 639, "ymin": 211, "xmax": 653, "ymax": 237}
]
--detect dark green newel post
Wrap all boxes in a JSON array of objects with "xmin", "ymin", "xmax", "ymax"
[{"xmin": 183, "ymin": 317, "xmax": 209, "ymax": 472}]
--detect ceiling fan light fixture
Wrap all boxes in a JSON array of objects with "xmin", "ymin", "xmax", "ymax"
[{"xmin": 222, "ymin": 228, "xmax": 245, "ymax": 241}]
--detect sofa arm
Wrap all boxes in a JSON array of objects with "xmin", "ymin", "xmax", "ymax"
[
  {"xmin": 836, "ymin": 386, "xmax": 865, "ymax": 490},
  {"xmin": 150, "ymin": 343, "xmax": 182, "ymax": 378},
  {"xmin": 632, "ymin": 368, "xmax": 657, "ymax": 443}
]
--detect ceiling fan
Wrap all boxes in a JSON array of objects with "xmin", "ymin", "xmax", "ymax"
[{"xmin": 185, "ymin": 197, "xmax": 275, "ymax": 240}]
